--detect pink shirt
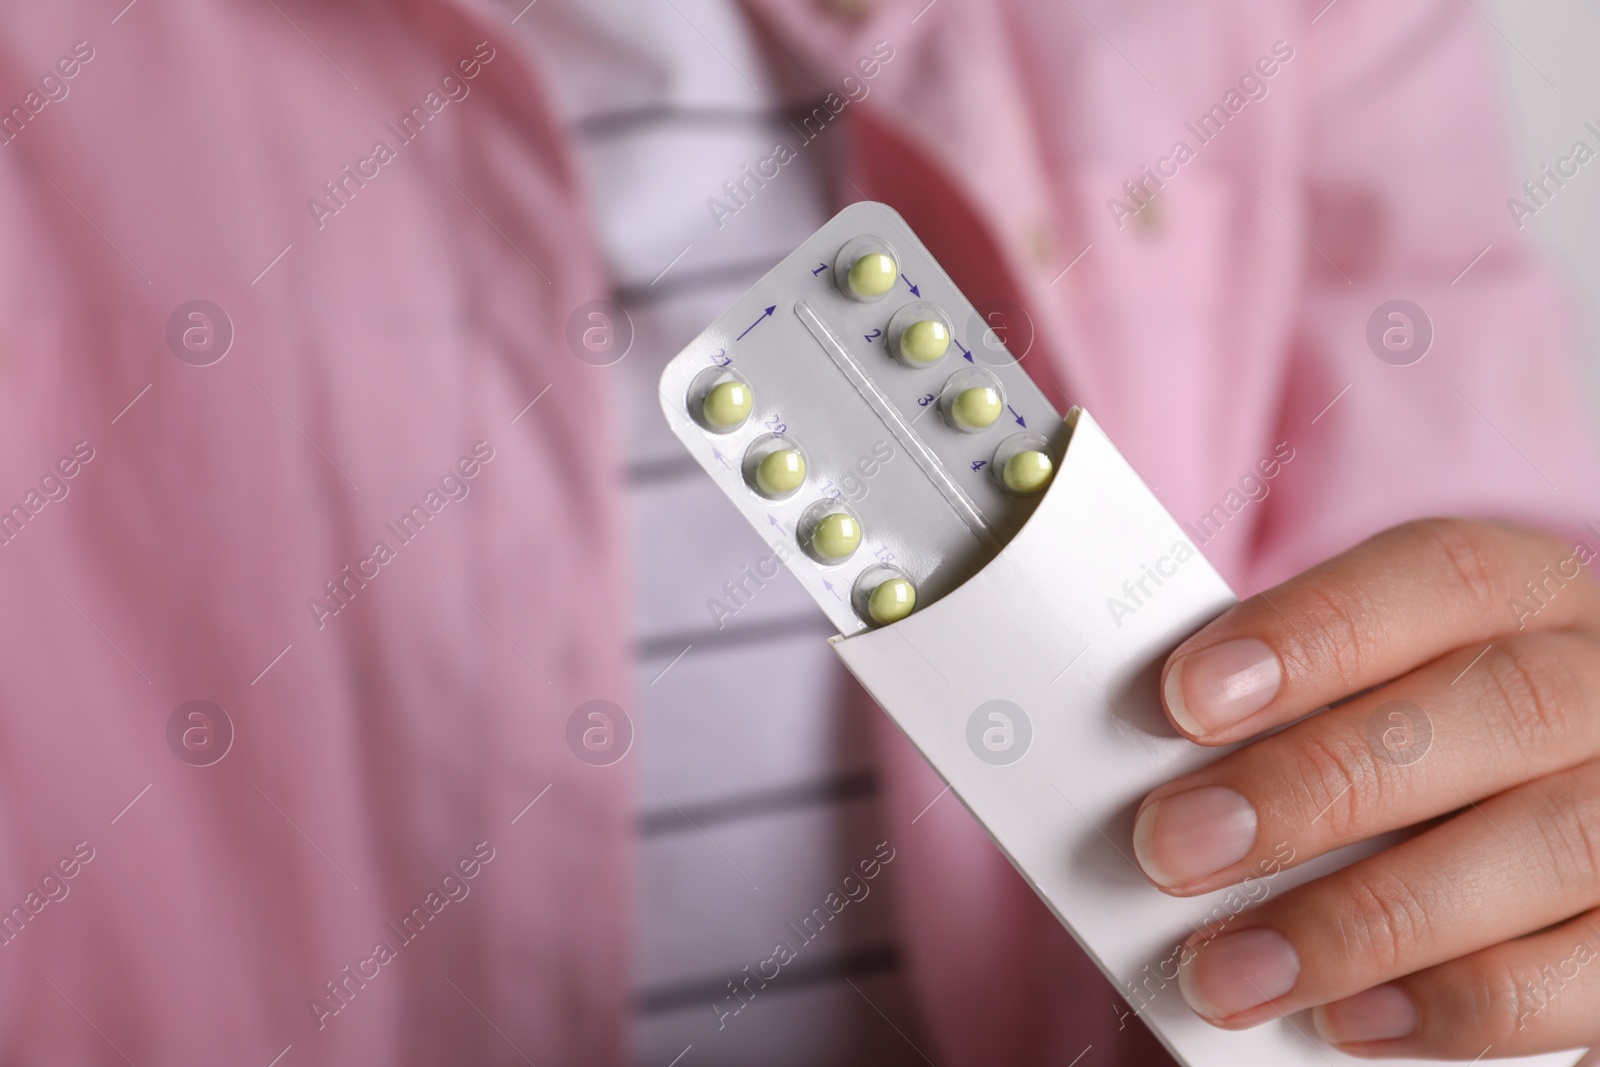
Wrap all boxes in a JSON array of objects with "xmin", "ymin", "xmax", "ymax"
[{"xmin": 0, "ymin": 0, "xmax": 1593, "ymax": 1063}]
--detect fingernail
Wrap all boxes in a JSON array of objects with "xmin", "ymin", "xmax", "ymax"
[
  {"xmin": 1313, "ymin": 985, "xmax": 1417, "ymax": 1044},
  {"xmin": 1178, "ymin": 927, "xmax": 1299, "ymax": 1020},
  {"xmin": 1166, "ymin": 638, "xmax": 1282, "ymax": 734},
  {"xmin": 1133, "ymin": 786, "xmax": 1257, "ymax": 888}
]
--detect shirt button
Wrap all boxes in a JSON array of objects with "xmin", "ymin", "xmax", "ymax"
[
  {"xmin": 818, "ymin": 0, "xmax": 873, "ymax": 21},
  {"xmin": 1133, "ymin": 196, "xmax": 1164, "ymax": 236},
  {"xmin": 1027, "ymin": 221, "xmax": 1055, "ymax": 266}
]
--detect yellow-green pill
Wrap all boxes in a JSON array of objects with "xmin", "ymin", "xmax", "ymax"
[
  {"xmin": 899, "ymin": 319, "xmax": 950, "ymax": 364},
  {"xmin": 867, "ymin": 577, "xmax": 916, "ymax": 625},
  {"xmin": 702, "ymin": 380, "xmax": 752, "ymax": 429},
  {"xmin": 755, "ymin": 449, "xmax": 806, "ymax": 497},
  {"xmin": 810, "ymin": 511, "xmax": 861, "ymax": 561},
  {"xmin": 950, "ymin": 385, "xmax": 1002, "ymax": 430},
  {"xmin": 1002, "ymin": 450, "xmax": 1053, "ymax": 494},
  {"xmin": 847, "ymin": 252, "xmax": 898, "ymax": 298}
]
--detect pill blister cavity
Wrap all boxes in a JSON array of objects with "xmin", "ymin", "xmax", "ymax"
[
  {"xmin": 743, "ymin": 433, "xmax": 807, "ymax": 499},
  {"xmin": 887, "ymin": 301, "xmax": 954, "ymax": 367},
  {"xmin": 834, "ymin": 236, "xmax": 900, "ymax": 302},
  {"xmin": 991, "ymin": 431, "xmax": 1054, "ymax": 495},
  {"xmin": 1005, "ymin": 451, "xmax": 1052, "ymax": 494},
  {"xmin": 799, "ymin": 499, "xmax": 863, "ymax": 563},
  {"xmin": 705, "ymin": 381, "xmax": 752, "ymax": 428},
  {"xmin": 812, "ymin": 513, "xmax": 862, "ymax": 561},
  {"xmin": 852, "ymin": 564, "xmax": 917, "ymax": 626},
  {"xmin": 902, "ymin": 320, "xmax": 950, "ymax": 363},
  {"xmin": 689, "ymin": 366, "xmax": 753, "ymax": 433},
  {"xmin": 953, "ymin": 387, "xmax": 1001, "ymax": 430},
  {"xmin": 939, "ymin": 368, "xmax": 1006, "ymax": 433},
  {"xmin": 850, "ymin": 255, "xmax": 897, "ymax": 298}
]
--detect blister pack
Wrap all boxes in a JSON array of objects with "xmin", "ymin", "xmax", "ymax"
[
  {"xmin": 657, "ymin": 201, "xmax": 1070, "ymax": 635},
  {"xmin": 658, "ymin": 202, "xmax": 1579, "ymax": 1067}
]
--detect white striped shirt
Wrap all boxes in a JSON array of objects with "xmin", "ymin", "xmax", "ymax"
[{"xmin": 521, "ymin": 3, "xmax": 926, "ymax": 1063}]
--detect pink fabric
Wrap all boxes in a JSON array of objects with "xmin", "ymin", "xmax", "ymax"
[
  {"xmin": 0, "ymin": 0, "xmax": 1594, "ymax": 1064},
  {"xmin": 0, "ymin": 1, "xmax": 628, "ymax": 1062}
]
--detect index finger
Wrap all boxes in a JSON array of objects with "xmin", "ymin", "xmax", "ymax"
[{"xmin": 1162, "ymin": 518, "xmax": 1600, "ymax": 744}]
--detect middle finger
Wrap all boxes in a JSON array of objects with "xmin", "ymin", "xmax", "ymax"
[{"xmin": 1134, "ymin": 632, "xmax": 1600, "ymax": 894}]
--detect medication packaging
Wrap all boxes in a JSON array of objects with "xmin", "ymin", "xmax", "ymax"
[{"xmin": 659, "ymin": 202, "xmax": 1580, "ymax": 1067}]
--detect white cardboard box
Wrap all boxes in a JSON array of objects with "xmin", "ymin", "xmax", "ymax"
[{"xmin": 833, "ymin": 408, "xmax": 1582, "ymax": 1067}]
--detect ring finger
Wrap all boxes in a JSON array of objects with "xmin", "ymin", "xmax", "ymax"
[
  {"xmin": 1175, "ymin": 755, "xmax": 1600, "ymax": 1029},
  {"xmin": 1315, "ymin": 904, "xmax": 1600, "ymax": 1058}
]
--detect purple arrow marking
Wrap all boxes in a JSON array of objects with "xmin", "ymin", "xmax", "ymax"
[{"xmin": 737, "ymin": 305, "xmax": 776, "ymax": 341}]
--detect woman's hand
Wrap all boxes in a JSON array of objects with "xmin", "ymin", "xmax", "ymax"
[{"xmin": 1135, "ymin": 517, "xmax": 1600, "ymax": 1058}]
